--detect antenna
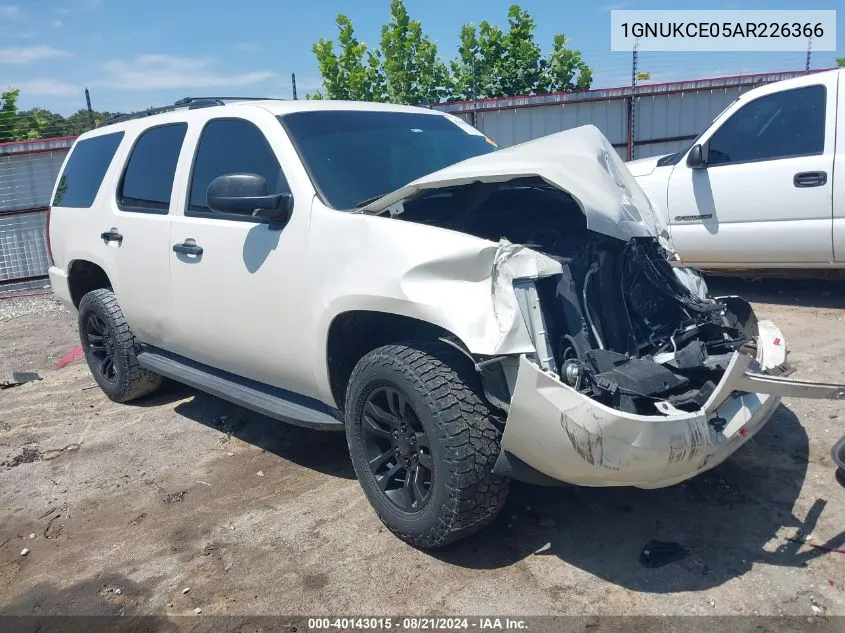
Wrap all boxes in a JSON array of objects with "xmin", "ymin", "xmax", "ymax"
[
  {"xmin": 84, "ymin": 87, "xmax": 94, "ymax": 130},
  {"xmin": 805, "ymin": 36, "xmax": 812, "ymax": 72}
]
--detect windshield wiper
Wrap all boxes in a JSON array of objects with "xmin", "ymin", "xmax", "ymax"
[{"xmin": 355, "ymin": 193, "xmax": 390, "ymax": 208}]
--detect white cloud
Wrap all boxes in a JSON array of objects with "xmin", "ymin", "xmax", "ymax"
[
  {"xmin": 14, "ymin": 78, "xmax": 79, "ymax": 96},
  {"xmin": 51, "ymin": 19, "xmax": 63, "ymax": 29},
  {"xmin": 0, "ymin": 45, "xmax": 71, "ymax": 64},
  {"xmin": 0, "ymin": 5, "xmax": 20, "ymax": 18},
  {"xmin": 234, "ymin": 42, "xmax": 261, "ymax": 53},
  {"xmin": 98, "ymin": 54, "xmax": 275, "ymax": 90}
]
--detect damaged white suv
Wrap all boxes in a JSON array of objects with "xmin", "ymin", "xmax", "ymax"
[{"xmin": 48, "ymin": 98, "xmax": 845, "ymax": 548}]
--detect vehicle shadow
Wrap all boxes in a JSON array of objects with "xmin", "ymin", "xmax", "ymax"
[
  {"xmin": 435, "ymin": 404, "xmax": 843, "ymax": 592},
  {"xmin": 705, "ymin": 275, "xmax": 845, "ymax": 309},
  {"xmin": 131, "ymin": 381, "xmax": 355, "ymax": 480}
]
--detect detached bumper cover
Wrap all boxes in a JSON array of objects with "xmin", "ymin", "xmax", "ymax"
[{"xmin": 500, "ymin": 321, "xmax": 845, "ymax": 489}]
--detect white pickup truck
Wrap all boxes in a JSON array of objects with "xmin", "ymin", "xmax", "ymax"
[{"xmin": 629, "ymin": 68, "xmax": 844, "ymax": 269}]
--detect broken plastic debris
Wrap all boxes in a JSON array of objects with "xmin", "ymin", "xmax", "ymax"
[
  {"xmin": 1, "ymin": 372, "xmax": 42, "ymax": 390},
  {"xmin": 639, "ymin": 540, "xmax": 689, "ymax": 568}
]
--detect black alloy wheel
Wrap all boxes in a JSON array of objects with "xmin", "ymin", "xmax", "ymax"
[
  {"xmin": 85, "ymin": 311, "xmax": 118, "ymax": 384},
  {"xmin": 362, "ymin": 385, "xmax": 433, "ymax": 512}
]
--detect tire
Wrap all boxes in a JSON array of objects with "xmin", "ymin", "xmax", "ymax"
[
  {"xmin": 78, "ymin": 288, "xmax": 162, "ymax": 403},
  {"xmin": 345, "ymin": 340, "xmax": 509, "ymax": 548}
]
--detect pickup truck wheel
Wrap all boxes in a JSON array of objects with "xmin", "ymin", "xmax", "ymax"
[
  {"xmin": 78, "ymin": 288, "xmax": 162, "ymax": 403},
  {"xmin": 345, "ymin": 341, "xmax": 509, "ymax": 548}
]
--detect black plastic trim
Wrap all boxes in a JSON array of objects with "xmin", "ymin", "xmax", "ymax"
[
  {"xmin": 493, "ymin": 450, "xmax": 566, "ymax": 487},
  {"xmin": 137, "ymin": 347, "xmax": 344, "ymax": 431}
]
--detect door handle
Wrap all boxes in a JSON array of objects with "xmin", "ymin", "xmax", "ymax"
[
  {"xmin": 793, "ymin": 171, "xmax": 827, "ymax": 188},
  {"xmin": 172, "ymin": 239, "xmax": 203, "ymax": 256},
  {"xmin": 100, "ymin": 230, "xmax": 123, "ymax": 244}
]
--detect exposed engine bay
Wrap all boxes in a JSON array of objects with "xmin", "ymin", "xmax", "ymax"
[{"xmin": 387, "ymin": 178, "xmax": 761, "ymax": 415}]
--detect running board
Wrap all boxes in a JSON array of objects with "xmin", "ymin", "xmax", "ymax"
[{"xmin": 137, "ymin": 348, "xmax": 343, "ymax": 431}]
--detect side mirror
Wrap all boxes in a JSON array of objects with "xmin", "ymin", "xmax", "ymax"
[
  {"xmin": 686, "ymin": 144, "xmax": 708, "ymax": 169},
  {"xmin": 207, "ymin": 173, "xmax": 293, "ymax": 223}
]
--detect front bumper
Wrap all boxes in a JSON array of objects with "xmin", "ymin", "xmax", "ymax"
[{"xmin": 499, "ymin": 321, "xmax": 845, "ymax": 489}]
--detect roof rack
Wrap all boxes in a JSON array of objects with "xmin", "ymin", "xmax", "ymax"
[{"xmin": 99, "ymin": 96, "xmax": 280, "ymax": 128}]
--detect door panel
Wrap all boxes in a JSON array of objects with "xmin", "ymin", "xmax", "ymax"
[
  {"xmin": 102, "ymin": 123, "xmax": 188, "ymax": 345},
  {"xmin": 166, "ymin": 116, "xmax": 317, "ymax": 399},
  {"xmin": 667, "ymin": 79, "xmax": 836, "ymax": 266},
  {"xmin": 833, "ymin": 72, "xmax": 845, "ymax": 261},
  {"xmin": 167, "ymin": 215, "xmax": 315, "ymax": 397}
]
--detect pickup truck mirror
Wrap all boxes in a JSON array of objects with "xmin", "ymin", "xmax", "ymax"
[
  {"xmin": 207, "ymin": 173, "xmax": 293, "ymax": 223},
  {"xmin": 686, "ymin": 144, "xmax": 707, "ymax": 169}
]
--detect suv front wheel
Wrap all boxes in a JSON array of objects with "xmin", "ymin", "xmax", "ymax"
[
  {"xmin": 78, "ymin": 288, "xmax": 162, "ymax": 403},
  {"xmin": 345, "ymin": 341, "xmax": 509, "ymax": 548}
]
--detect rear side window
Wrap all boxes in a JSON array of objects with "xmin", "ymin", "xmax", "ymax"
[
  {"xmin": 188, "ymin": 118, "xmax": 288, "ymax": 215},
  {"xmin": 52, "ymin": 132, "xmax": 124, "ymax": 208},
  {"xmin": 118, "ymin": 123, "xmax": 187, "ymax": 214}
]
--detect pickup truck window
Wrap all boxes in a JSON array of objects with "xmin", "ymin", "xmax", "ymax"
[
  {"xmin": 52, "ymin": 132, "xmax": 124, "ymax": 208},
  {"xmin": 279, "ymin": 111, "xmax": 495, "ymax": 210},
  {"xmin": 707, "ymin": 85, "xmax": 825, "ymax": 167},
  {"xmin": 188, "ymin": 118, "xmax": 289, "ymax": 216},
  {"xmin": 118, "ymin": 123, "xmax": 187, "ymax": 214}
]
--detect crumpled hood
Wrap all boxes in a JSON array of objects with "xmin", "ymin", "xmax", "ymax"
[{"xmin": 362, "ymin": 124, "xmax": 674, "ymax": 250}]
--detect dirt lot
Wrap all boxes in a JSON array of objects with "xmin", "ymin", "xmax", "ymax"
[{"xmin": 1, "ymin": 277, "xmax": 844, "ymax": 617}]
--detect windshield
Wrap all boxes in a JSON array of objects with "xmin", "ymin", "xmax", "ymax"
[{"xmin": 279, "ymin": 110, "xmax": 496, "ymax": 209}]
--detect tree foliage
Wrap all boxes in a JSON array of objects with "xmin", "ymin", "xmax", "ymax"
[
  {"xmin": 313, "ymin": 2, "xmax": 594, "ymax": 104},
  {"xmin": 379, "ymin": 0, "xmax": 450, "ymax": 105},
  {"xmin": 543, "ymin": 34, "xmax": 593, "ymax": 92},
  {"xmin": 837, "ymin": 57, "xmax": 845, "ymax": 68},
  {"xmin": 0, "ymin": 88, "xmax": 114, "ymax": 142},
  {"xmin": 312, "ymin": 13, "xmax": 384, "ymax": 101},
  {"xmin": 0, "ymin": 88, "xmax": 20, "ymax": 142}
]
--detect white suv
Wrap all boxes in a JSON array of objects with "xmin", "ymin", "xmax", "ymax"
[{"xmin": 47, "ymin": 97, "xmax": 845, "ymax": 548}]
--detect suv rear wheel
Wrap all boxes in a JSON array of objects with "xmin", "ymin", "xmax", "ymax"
[
  {"xmin": 78, "ymin": 288, "xmax": 162, "ymax": 403},
  {"xmin": 345, "ymin": 341, "xmax": 509, "ymax": 548}
]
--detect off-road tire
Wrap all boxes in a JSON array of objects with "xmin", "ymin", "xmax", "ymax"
[
  {"xmin": 78, "ymin": 288, "xmax": 162, "ymax": 403},
  {"xmin": 345, "ymin": 340, "xmax": 509, "ymax": 548}
]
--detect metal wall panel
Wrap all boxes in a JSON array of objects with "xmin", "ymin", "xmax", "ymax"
[
  {"xmin": 0, "ymin": 146, "xmax": 69, "ymax": 292},
  {"xmin": 0, "ymin": 210, "xmax": 49, "ymax": 282},
  {"xmin": 0, "ymin": 151, "xmax": 67, "ymax": 213}
]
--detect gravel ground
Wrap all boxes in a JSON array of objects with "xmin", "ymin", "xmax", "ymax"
[{"xmin": 0, "ymin": 282, "xmax": 843, "ymax": 618}]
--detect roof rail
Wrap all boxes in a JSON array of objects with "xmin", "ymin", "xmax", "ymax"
[{"xmin": 98, "ymin": 96, "xmax": 281, "ymax": 128}]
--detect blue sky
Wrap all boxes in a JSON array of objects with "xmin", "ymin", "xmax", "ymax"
[{"xmin": 1, "ymin": 0, "xmax": 842, "ymax": 115}]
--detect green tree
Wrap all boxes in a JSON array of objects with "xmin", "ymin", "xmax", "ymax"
[
  {"xmin": 379, "ymin": 0, "xmax": 450, "ymax": 105},
  {"xmin": 449, "ymin": 5, "xmax": 592, "ymax": 100},
  {"xmin": 497, "ymin": 5, "xmax": 544, "ymax": 96},
  {"xmin": 543, "ymin": 33, "xmax": 593, "ymax": 92},
  {"xmin": 450, "ymin": 22, "xmax": 506, "ymax": 100},
  {"xmin": 837, "ymin": 57, "xmax": 845, "ymax": 68},
  {"xmin": 312, "ymin": 13, "xmax": 384, "ymax": 101},
  {"xmin": 17, "ymin": 107, "xmax": 67, "ymax": 139},
  {"xmin": 0, "ymin": 88, "xmax": 20, "ymax": 142}
]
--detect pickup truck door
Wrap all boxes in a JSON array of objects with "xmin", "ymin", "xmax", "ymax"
[
  {"xmin": 834, "ymin": 72, "xmax": 845, "ymax": 262},
  {"xmin": 665, "ymin": 73, "xmax": 837, "ymax": 266},
  {"xmin": 166, "ymin": 112, "xmax": 319, "ymax": 399}
]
